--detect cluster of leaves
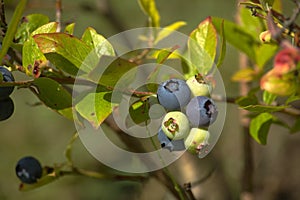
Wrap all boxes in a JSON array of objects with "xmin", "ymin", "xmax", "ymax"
[
  {"xmin": 217, "ymin": 0, "xmax": 300, "ymax": 144},
  {"xmin": 0, "ymin": 0, "xmax": 224, "ymax": 194},
  {"xmin": 0, "ymin": 0, "xmax": 225, "ymax": 130},
  {"xmin": 1, "ymin": 0, "xmax": 300, "ymax": 195}
]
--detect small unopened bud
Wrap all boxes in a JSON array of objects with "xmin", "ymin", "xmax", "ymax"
[
  {"xmin": 259, "ymin": 30, "xmax": 272, "ymax": 43},
  {"xmin": 260, "ymin": 69, "xmax": 297, "ymax": 96}
]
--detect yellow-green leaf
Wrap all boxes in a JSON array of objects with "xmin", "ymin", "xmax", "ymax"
[
  {"xmin": 231, "ymin": 67, "xmax": 257, "ymax": 82},
  {"xmin": 154, "ymin": 21, "xmax": 186, "ymax": 44},
  {"xmin": 81, "ymin": 27, "xmax": 115, "ymax": 57},
  {"xmin": 75, "ymin": 90, "xmax": 117, "ymax": 129},
  {"xmin": 33, "ymin": 33, "xmax": 95, "ymax": 74},
  {"xmin": 188, "ymin": 17, "xmax": 217, "ymax": 74},
  {"xmin": 138, "ymin": 0, "xmax": 160, "ymax": 27}
]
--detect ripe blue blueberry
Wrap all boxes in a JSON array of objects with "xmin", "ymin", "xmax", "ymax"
[
  {"xmin": 161, "ymin": 111, "xmax": 190, "ymax": 140},
  {"xmin": 0, "ymin": 97, "xmax": 14, "ymax": 121},
  {"xmin": 157, "ymin": 78, "xmax": 191, "ymax": 111},
  {"xmin": 15, "ymin": 156, "xmax": 43, "ymax": 184},
  {"xmin": 157, "ymin": 128, "xmax": 185, "ymax": 151},
  {"xmin": 0, "ymin": 66, "xmax": 15, "ymax": 99},
  {"xmin": 186, "ymin": 96, "xmax": 218, "ymax": 127}
]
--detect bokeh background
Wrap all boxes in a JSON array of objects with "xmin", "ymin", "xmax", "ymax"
[{"xmin": 1, "ymin": 0, "xmax": 300, "ymax": 199}]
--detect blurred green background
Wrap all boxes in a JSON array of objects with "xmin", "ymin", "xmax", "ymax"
[{"xmin": 1, "ymin": 0, "xmax": 300, "ymax": 199}]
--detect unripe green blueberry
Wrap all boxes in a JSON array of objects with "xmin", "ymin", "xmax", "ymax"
[
  {"xmin": 186, "ymin": 74, "xmax": 212, "ymax": 97},
  {"xmin": 184, "ymin": 128, "xmax": 209, "ymax": 155},
  {"xmin": 161, "ymin": 111, "xmax": 190, "ymax": 140}
]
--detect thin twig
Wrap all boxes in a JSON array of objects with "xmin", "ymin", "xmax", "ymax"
[
  {"xmin": 55, "ymin": 0, "xmax": 62, "ymax": 32},
  {"xmin": 236, "ymin": 2, "xmax": 254, "ymax": 199},
  {"xmin": 183, "ymin": 182, "xmax": 196, "ymax": 200},
  {"xmin": 0, "ymin": 0, "xmax": 7, "ymax": 38},
  {"xmin": 189, "ymin": 164, "xmax": 216, "ymax": 187}
]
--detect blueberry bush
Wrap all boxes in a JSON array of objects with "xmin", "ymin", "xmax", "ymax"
[{"xmin": 1, "ymin": 0, "xmax": 300, "ymax": 199}]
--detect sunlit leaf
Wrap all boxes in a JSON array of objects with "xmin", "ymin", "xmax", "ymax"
[
  {"xmin": 75, "ymin": 89, "xmax": 117, "ymax": 129},
  {"xmin": 15, "ymin": 14, "xmax": 49, "ymax": 43},
  {"xmin": 32, "ymin": 22, "xmax": 58, "ymax": 35},
  {"xmin": 154, "ymin": 21, "xmax": 186, "ymax": 44},
  {"xmin": 188, "ymin": 17, "xmax": 217, "ymax": 74},
  {"xmin": 81, "ymin": 27, "xmax": 115, "ymax": 57},
  {"xmin": 250, "ymin": 112, "xmax": 274, "ymax": 145},
  {"xmin": 22, "ymin": 37, "xmax": 48, "ymax": 76},
  {"xmin": 231, "ymin": 67, "xmax": 257, "ymax": 82},
  {"xmin": 64, "ymin": 23, "xmax": 75, "ymax": 35},
  {"xmin": 138, "ymin": 0, "xmax": 160, "ymax": 27},
  {"xmin": 33, "ymin": 33, "xmax": 95, "ymax": 74}
]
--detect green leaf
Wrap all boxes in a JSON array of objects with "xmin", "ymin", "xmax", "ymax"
[
  {"xmin": 154, "ymin": 21, "xmax": 186, "ymax": 44},
  {"xmin": 259, "ymin": 0, "xmax": 274, "ymax": 10},
  {"xmin": 156, "ymin": 46, "xmax": 179, "ymax": 64},
  {"xmin": 285, "ymin": 95, "xmax": 300, "ymax": 105},
  {"xmin": 31, "ymin": 77, "xmax": 72, "ymax": 110},
  {"xmin": 212, "ymin": 17, "xmax": 259, "ymax": 62},
  {"xmin": 75, "ymin": 90, "xmax": 117, "ymax": 129},
  {"xmin": 32, "ymin": 22, "xmax": 58, "ymax": 35},
  {"xmin": 22, "ymin": 22, "xmax": 58, "ymax": 76},
  {"xmin": 216, "ymin": 19, "xmax": 226, "ymax": 68},
  {"xmin": 138, "ymin": 0, "xmax": 160, "ymax": 27},
  {"xmin": 291, "ymin": 118, "xmax": 300, "ymax": 134},
  {"xmin": 250, "ymin": 112, "xmax": 274, "ymax": 145},
  {"xmin": 188, "ymin": 17, "xmax": 217, "ymax": 74},
  {"xmin": 15, "ymin": 14, "xmax": 49, "ymax": 43},
  {"xmin": 22, "ymin": 37, "xmax": 48, "ymax": 76},
  {"xmin": 81, "ymin": 27, "xmax": 115, "ymax": 57},
  {"xmin": 242, "ymin": 104, "xmax": 288, "ymax": 113},
  {"xmin": 33, "ymin": 33, "xmax": 95, "ymax": 74},
  {"xmin": 263, "ymin": 90, "xmax": 277, "ymax": 105},
  {"xmin": 272, "ymin": 0, "xmax": 283, "ymax": 12},
  {"xmin": 239, "ymin": 2, "xmax": 263, "ymax": 9},
  {"xmin": 255, "ymin": 43, "xmax": 278, "ymax": 68},
  {"xmin": 126, "ymin": 99, "xmax": 150, "ymax": 126},
  {"xmin": 88, "ymin": 56, "xmax": 137, "ymax": 88},
  {"xmin": 231, "ymin": 67, "xmax": 256, "ymax": 82},
  {"xmin": 64, "ymin": 23, "xmax": 75, "ymax": 35},
  {"xmin": 0, "ymin": 0, "xmax": 27, "ymax": 62},
  {"xmin": 240, "ymin": 6, "xmax": 264, "ymax": 38},
  {"xmin": 235, "ymin": 95, "xmax": 259, "ymax": 107}
]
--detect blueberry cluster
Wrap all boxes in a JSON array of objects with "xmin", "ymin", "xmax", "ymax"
[
  {"xmin": 0, "ymin": 66, "xmax": 15, "ymax": 121},
  {"xmin": 15, "ymin": 156, "xmax": 43, "ymax": 184},
  {"xmin": 156, "ymin": 74, "xmax": 218, "ymax": 156}
]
